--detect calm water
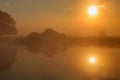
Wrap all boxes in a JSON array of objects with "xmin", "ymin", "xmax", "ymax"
[{"xmin": 0, "ymin": 46, "xmax": 120, "ymax": 80}]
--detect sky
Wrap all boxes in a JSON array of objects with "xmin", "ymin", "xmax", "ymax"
[{"xmin": 0, "ymin": 0, "xmax": 120, "ymax": 36}]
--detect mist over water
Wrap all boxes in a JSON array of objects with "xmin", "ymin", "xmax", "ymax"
[
  {"xmin": 0, "ymin": 0, "xmax": 120, "ymax": 79},
  {"xmin": 0, "ymin": 45, "xmax": 120, "ymax": 80},
  {"xmin": 0, "ymin": 28, "xmax": 120, "ymax": 80}
]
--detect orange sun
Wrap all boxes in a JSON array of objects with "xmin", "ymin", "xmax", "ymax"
[
  {"xmin": 88, "ymin": 5, "xmax": 98, "ymax": 16},
  {"xmin": 89, "ymin": 57, "xmax": 96, "ymax": 64}
]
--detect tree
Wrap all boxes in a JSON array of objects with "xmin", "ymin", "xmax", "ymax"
[
  {"xmin": 0, "ymin": 10, "xmax": 17, "ymax": 35},
  {"xmin": 26, "ymin": 32, "xmax": 41, "ymax": 53},
  {"xmin": 26, "ymin": 32, "xmax": 41, "ymax": 46},
  {"xmin": 25, "ymin": 29, "xmax": 69, "ymax": 57}
]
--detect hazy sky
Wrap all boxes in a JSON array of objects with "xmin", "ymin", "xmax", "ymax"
[{"xmin": 0, "ymin": 0, "xmax": 120, "ymax": 36}]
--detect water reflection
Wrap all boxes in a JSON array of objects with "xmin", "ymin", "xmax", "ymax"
[
  {"xmin": 25, "ymin": 42, "xmax": 120, "ymax": 78},
  {"xmin": 26, "ymin": 44, "xmax": 69, "ymax": 57},
  {"xmin": 25, "ymin": 29, "xmax": 69, "ymax": 57},
  {"xmin": 0, "ymin": 45, "xmax": 120, "ymax": 80},
  {"xmin": 40, "ymin": 74, "xmax": 63, "ymax": 80},
  {"xmin": 1, "ymin": 34, "xmax": 120, "ymax": 80},
  {"xmin": 0, "ymin": 46, "xmax": 17, "ymax": 72}
]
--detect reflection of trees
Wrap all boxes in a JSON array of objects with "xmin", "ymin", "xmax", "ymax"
[
  {"xmin": 26, "ymin": 29, "xmax": 69, "ymax": 57},
  {"xmin": 0, "ymin": 10, "xmax": 18, "ymax": 72},
  {"xmin": 0, "ymin": 46, "xmax": 17, "ymax": 72},
  {"xmin": 41, "ymin": 74, "xmax": 63, "ymax": 80}
]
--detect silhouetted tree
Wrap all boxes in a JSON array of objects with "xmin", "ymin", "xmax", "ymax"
[
  {"xmin": 26, "ymin": 29, "xmax": 69, "ymax": 57},
  {"xmin": 26, "ymin": 32, "xmax": 41, "ymax": 53},
  {"xmin": 0, "ymin": 10, "xmax": 17, "ymax": 35},
  {"xmin": 26, "ymin": 32, "xmax": 41, "ymax": 44},
  {"xmin": 40, "ymin": 28, "xmax": 68, "ymax": 46}
]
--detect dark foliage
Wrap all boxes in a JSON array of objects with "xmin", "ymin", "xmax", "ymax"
[
  {"xmin": 0, "ymin": 10, "xmax": 17, "ymax": 35},
  {"xmin": 26, "ymin": 29, "xmax": 69, "ymax": 57}
]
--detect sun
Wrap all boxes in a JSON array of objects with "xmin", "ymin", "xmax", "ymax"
[
  {"xmin": 88, "ymin": 5, "xmax": 98, "ymax": 16},
  {"xmin": 89, "ymin": 57, "xmax": 96, "ymax": 64}
]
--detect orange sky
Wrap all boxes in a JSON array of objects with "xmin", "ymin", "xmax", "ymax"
[{"xmin": 0, "ymin": 0, "xmax": 120, "ymax": 36}]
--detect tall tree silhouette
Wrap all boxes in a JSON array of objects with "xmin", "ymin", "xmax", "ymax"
[{"xmin": 0, "ymin": 10, "xmax": 17, "ymax": 35}]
